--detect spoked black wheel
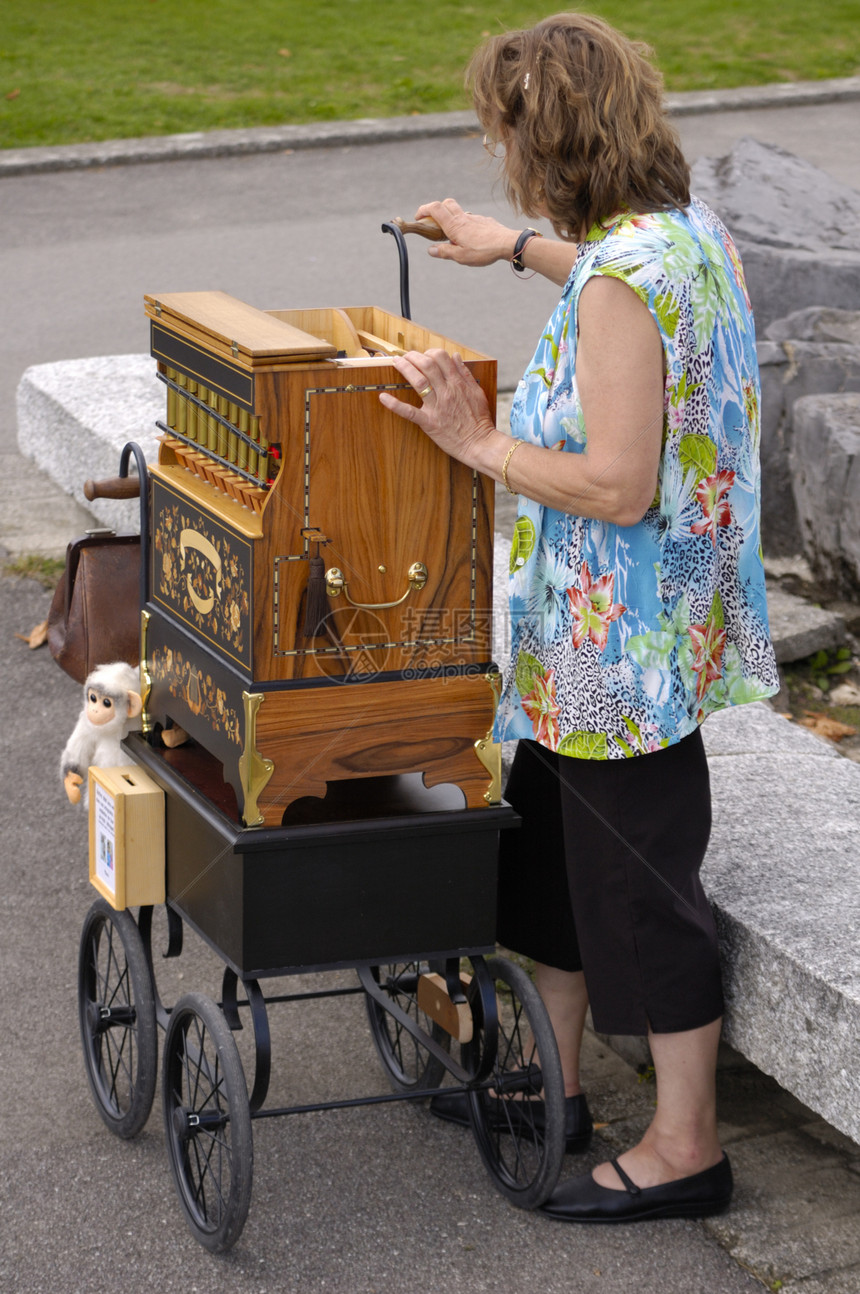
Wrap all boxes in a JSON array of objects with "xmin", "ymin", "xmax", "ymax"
[
  {"xmin": 364, "ymin": 962, "xmax": 451, "ymax": 1092},
  {"xmin": 463, "ymin": 956, "xmax": 565, "ymax": 1209},
  {"xmin": 78, "ymin": 899, "xmax": 158, "ymax": 1139},
  {"xmin": 162, "ymin": 992, "xmax": 253, "ymax": 1253}
]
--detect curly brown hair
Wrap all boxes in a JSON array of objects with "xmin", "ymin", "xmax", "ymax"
[{"xmin": 468, "ymin": 12, "xmax": 690, "ymax": 239}]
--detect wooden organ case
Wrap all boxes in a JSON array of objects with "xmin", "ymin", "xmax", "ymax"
[{"xmin": 141, "ymin": 291, "xmax": 501, "ymax": 827}]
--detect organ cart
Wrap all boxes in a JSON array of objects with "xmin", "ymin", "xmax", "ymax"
[{"xmin": 75, "ymin": 278, "xmax": 567, "ymax": 1252}]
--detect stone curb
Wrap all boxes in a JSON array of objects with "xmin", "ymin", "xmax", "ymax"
[{"xmin": 2, "ymin": 76, "xmax": 860, "ymax": 179}]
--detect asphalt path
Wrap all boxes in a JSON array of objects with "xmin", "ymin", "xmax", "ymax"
[
  {"xmin": 2, "ymin": 96, "xmax": 860, "ymax": 442},
  {"xmin": 1, "ymin": 96, "xmax": 859, "ymax": 1293}
]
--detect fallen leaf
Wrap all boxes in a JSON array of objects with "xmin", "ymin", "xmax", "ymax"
[
  {"xmin": 5, "ymin": 88, "xmax": 20, "ymax": 101},
  {"xmin": 15, "ymin": 619, "xmax": 48, "ymax": 649},
  {"xmin": 799, "ymin": 710, "xmax": 857, "ymax": 741}
]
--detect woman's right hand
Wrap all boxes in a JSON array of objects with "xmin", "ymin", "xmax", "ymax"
[{"xmin": 415, "ymin": 198, "xmax": 518, "ymax": 267}]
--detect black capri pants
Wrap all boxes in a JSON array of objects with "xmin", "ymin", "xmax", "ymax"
[{"xmin": 496, "ymin": 728, "xmax": 724, "ymax": 1037}]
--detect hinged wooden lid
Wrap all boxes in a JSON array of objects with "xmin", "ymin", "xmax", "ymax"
[{"xmin": 144, "ymin": 290, "xmax": 337, "ymax": 364}]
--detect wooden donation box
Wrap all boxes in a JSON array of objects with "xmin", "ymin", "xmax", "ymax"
[
  {"xmin": 89, "ymin": 764, "xmax": 166, "ymax": 909},
  {"xmin": 141, "ymin": 291, "xmax": 501, "ymax": 827}
]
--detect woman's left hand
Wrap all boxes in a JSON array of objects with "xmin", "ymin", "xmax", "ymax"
[{"xmin": 379, "ymin": 348, "xmax": 500, "ymax": 469}]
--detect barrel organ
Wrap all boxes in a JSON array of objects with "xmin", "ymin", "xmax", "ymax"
[{"xmin": 140, "ymin": 291, "xmax": 501, "ymax": 826}]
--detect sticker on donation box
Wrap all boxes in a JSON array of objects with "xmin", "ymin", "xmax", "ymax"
[{"xmin": 93, "ymin": 780, "xmax": 117, "ymax": 897}]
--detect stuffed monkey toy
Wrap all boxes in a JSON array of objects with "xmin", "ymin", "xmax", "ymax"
[{"xmin": 61, "ymin": 662, "xmax": 143, "ymax": 807}]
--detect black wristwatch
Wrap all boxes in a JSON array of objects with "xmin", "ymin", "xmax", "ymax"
[{"xmin": 511, "ymin": 228, "xmax": 543, "ymax": 272}]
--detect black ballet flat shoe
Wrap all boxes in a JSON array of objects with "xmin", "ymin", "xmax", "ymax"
[
  {"xmin": 428, "ymin": 1089, "xmax": 473, "ymax": 1129},
  {"xmin": 508, "ymin": 1092, "xmax": 594, "ymax": 1155},
  {"xmin": 429, "ymin": 1090, "xmax": 593, "ymax": 1155},
  {"xmin": 540, "ymin": 1152, "xmax": 733, "ymax": 1224}
]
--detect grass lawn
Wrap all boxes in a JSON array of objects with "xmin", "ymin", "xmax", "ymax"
[{"xmin": 2, "ymin": 0, "xmax": 858, "ymax": 149}]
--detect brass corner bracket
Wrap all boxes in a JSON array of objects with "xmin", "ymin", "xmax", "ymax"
[
  {"xmin": 139, "ymin": 609, "xmax": 153, "ymax": 736},
  {"xmin": 474, "ymin": 668, "xmax": 504, "ymax": 805},
  {"xmin": 474, "ymin": 733, "xmax": 502, "ymax": 805},
  {"xmin": 238, "ymin": 691, "xmax": 275, "ymax": 827}
]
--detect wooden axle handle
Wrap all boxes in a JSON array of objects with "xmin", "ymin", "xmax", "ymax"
[
  {"xmin": 392, "ymin": 215, "xmax": 446, "ymax": 241},
  {"xmin": 84, "ymin": 475, "xmax": 141, "ymax": 501}
]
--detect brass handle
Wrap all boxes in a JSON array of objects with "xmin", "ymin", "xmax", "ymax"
[
  {"xmin": 391, "ymin": 216, "xmax": 446, "ymax": 241},
  {"xmin": 325, "ymin": 562, "xmax": 427, "ymax": 609}
]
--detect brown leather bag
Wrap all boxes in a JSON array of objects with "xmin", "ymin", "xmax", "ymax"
[{"xmin": 48, "ymin": 531, "xmax": 141, "ymax": 684}]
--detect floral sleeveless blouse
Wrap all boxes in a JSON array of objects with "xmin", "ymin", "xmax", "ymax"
[{"xmin": 493, "ymin": 198, "xmax": 779, "ymax": 757}]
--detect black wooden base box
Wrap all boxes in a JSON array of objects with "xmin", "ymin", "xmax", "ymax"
[{"xmin": 125, "ymin": 734, "xmax": 519, "ymax": 978}]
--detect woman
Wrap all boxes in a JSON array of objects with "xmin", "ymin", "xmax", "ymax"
[{"xmin": 380, "ymin": 12, "xmax": 778, "ymax": 1223}]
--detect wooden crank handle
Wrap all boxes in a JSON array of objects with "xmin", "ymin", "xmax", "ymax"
[
  {"xmin": 391, "ymin": 215, "xmax": 446, "ymax": 241},
  {"xmin": 84, "ymin": 475, "xmax": 141, "ymax": 501}
]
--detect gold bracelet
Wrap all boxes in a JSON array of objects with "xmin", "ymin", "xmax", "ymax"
[{"xmin": 502, "ymin": 439, "xmax": 524, "ymax": 495}]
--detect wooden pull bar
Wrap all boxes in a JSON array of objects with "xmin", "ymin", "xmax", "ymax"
[
  {"xmin": 84, "ymin": 475, "xmax": 141, "ymax": 501},
  {"xmin": 392, "ymin": 216, "xmax": 446, "ymax": 241}
]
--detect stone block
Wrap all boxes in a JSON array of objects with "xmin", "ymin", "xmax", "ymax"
[
  {"xmin": 691, "ymin": 138, "xmax": 860, "ymax": 331},
  {"xmin": 765, "ymin": 307, "xmax": 860, "ymax": 347},
  {"xmin": 763, "ymin": 555, "xmax": 815, "ymax": 581},
  {"xmin": 702, "ymin": 700, "xmax": 836, "ymax": 756},
  {"xmin": 740, "ymin": 243, "xmax": 860, "ymax": 336},
  {"xmin": 765, "ymin": 583, "xmax": 847, "ymax": 663},
  {"xmin": 828, "ymin": 604, "xmax": 860, "ymax": 637},
  {"xmin": 791, "ymin": 392, "xmax": 860, "ymax": 595},
  {"xmin": 16, "ymin": 355, "xmax": 162, "ymax": 534},
  {"xmin": 756, "ymin": 328, "xmax": 860, "ymax": 557},
  {"xmin": 758, "ymin": 340, "xmax": 800, "ymax": 553},
  {"xmin": 702, "ymin": 721, "xmax": 860, "ymax": 1145}
]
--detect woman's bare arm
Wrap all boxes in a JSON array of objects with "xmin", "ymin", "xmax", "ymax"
[
  {"xmin": 414, "ymin": 198, "xmax": 580, "ymax": 287},
  {"xmin": 380, "ymin": 276, "xmax": 664, "ymax": 527}
]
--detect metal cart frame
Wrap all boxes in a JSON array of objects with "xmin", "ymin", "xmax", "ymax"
[{"xmin": 77, "ymin": 707, "xmax": 567, "ymax": 1254}]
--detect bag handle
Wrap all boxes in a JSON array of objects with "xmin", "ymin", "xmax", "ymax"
[{"xmin": 62, "ymin": 531, "xmax": 137, "ymax": 623}]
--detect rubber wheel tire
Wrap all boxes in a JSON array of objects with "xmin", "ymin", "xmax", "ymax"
[
  {"xmin": 463, "ymin": 955, "xmax": 565, "ymax": 1209},
  {"xmin": 78, "ymin": 899, "xmax": 158, "ymax": 1139},
  {"xmin": 162, "ymin": 992, "xmax": 253, "ymax": 1253},
  {"xmin": 364, "ymin": 962, "xmax": 450, "ymax": 1092}
]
